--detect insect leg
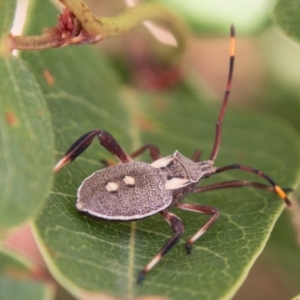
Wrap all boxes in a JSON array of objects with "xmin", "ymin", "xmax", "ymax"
[
  {"xmin": 137, "ymin": 210, "xmax": 184, "ymax": 283},
  {"xmin": 176, "ymin": 203, "xmax": 219, "ymax": 254},
  {"xmin": 101, "ymin": 144, "xmax": 161, "ymax": 167},
  {"xmin": 191, "ymin": 149, "xmax": 202, "ymax": 162},
  {"xmin": 54, "ymin": 129, "xmax": 132, "ymax": 173},
  {"xmin": 130, "ymin": 144, "xmax": 161, "ymax": 160},
  {"xmin": 193, "ymin": 180, "xmax": 292, "ymax": 194},
  {"xmin": 214, "ymin": 164, "xmax": 292, "ymax": 207}
]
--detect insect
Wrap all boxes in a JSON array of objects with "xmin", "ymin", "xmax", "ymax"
[{"xmin": 54, "ymin": 25, "xmax": 291, "ymax": 283}]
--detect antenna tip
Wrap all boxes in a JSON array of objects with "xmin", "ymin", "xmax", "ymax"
[
  {"xmin": 229, "ymin": 24, "xmax": 236, "ymax": 57},
  {"xmin": 274, "ymin": 185, "xmax": 292, "ymax": 208}
]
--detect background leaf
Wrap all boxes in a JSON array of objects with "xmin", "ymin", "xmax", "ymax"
[
  {"xmin": 0, "ymin": 248, "xmax": 54, "ymax": 300},
  {"xmin": 0, "ymin": 278, "xmax": 53, "ymax": 300},
  {"xmin": 14, "ymin": 0, "xmax": 300, "ymax": 299},
  {"xmin": 149, "ymin": 0, "xmax": 274, "ymax": 34},
  {"xmin": 273, "ymin": 0, "xmax": 300, "ymax": 45},
  {"xmin": 0, "ymin": 0, "xmax": 16, "ymax": 35},
  {"xmin": 0, "ymin": 1, "xmax": 54, "ymax": 230}
]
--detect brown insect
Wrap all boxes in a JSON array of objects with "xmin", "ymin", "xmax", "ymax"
[{"xmin": 54, "ymin": 25, "xmax": 291, "ymax": 283}]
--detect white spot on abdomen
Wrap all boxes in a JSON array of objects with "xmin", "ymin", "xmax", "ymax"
[
  {"xmin": 124, "ymin": 175, "xmax": 135, "ymax": 186},
  {"xmin": 106, "ymin": 182, "xmax": 119, "ymax": 192}
]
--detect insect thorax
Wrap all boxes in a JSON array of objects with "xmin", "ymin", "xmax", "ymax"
[{"xmin": 151, "ymin": 150, "xmax": 216, "ymax": 191}]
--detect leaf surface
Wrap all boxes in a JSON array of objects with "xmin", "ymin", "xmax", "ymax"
[
  {"xmin": 0, "ymin": 1, "xmax": 54, "ymax": 229},
  {"xmin": 273, "ymin": 0, "xmax": 300, "ymax": 45},
  {"xmin": 20, "ymin": 1, "xmax": 300, "ymax": 299},
  {"xmin": 0, "ymin": 0, "xmax": 16, "ymax": 35}
]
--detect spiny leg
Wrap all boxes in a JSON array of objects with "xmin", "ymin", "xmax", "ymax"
[
  {"xmin": 210, "ymin": 24, "xmax": 235, "ymax": 161},
  {"xmin": 137, "ymin": 210, "xmax": 184, "ymax": 283},
  {"xmin": 193, "ymin": 180, "xmax": 293, "ymax": 194},
  {"xmin": 214, "ymin": 164, "xmax": 292, "ymax": 207},
  {"xmin": 54, "ymin": 129, "xmax": 132, "ymax": 173},
  {"xmin": 176, "ymin": 203, "xmax": 219, "ymax": 254}
]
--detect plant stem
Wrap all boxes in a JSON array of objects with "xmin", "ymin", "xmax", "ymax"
[{"xmin": 9, "ymin": 0, "xmax": 187, "ymax": 52}]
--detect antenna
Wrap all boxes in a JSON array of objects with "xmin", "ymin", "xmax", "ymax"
[{"xmin": 210, "ymin": 24, "xmax": 236, "ymax": 161}]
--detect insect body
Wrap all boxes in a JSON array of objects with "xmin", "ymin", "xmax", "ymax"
[
  {"xmin": 54, "ymin": 25, "xmax": 291, "ymax": 283},
  {"xmin": 76, "ymin": 151, "xmax": 215, "ymax": 221}
]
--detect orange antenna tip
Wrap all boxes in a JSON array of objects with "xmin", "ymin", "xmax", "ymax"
[
  {"xmin": 230, "ymin": 25, "xmax": 236, "ymax": 57},
  {"xmin": 274, "ymin": 185, "xmax": 292, "ymax": 207}
]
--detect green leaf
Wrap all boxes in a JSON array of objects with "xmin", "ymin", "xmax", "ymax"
[
  {"xmin": 0, "ymin": 0, "xmax": 17, "ymax": 35},
  {"xmin": 21, "ymin": 1, "xmax": 300, "ymax": 299},
  {"xmin": 0, "ymin": 247, "xmax": 32, "ymax": 273},
  {"xmin": 273, "ymin": 0, "xmax": 300, "ymax": 45},
  {"xmin": 0, "ymin": 3, "xmax": 54, "ymax": 229},
  {"xmin": 0, "ymin": 278, "xmax": 53, "ymax": 300},
  {"xmin": 0, "ymin": 248, "xmax": 54, "ymax": 300},
  {"xmin": 32, "ymin": 89, "xmax": 300, "ymax": 300}
]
